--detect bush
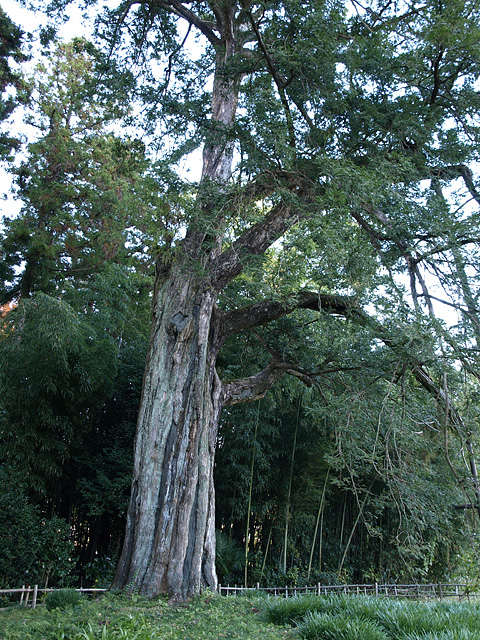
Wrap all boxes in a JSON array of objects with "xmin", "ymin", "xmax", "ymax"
[
  {"xmin": 0, "ymin": 466, "xmax": 73, "ymax": 588},
  {"xmin": 45, "ymin": 588, "xmax": 83, "ymax": 610}
]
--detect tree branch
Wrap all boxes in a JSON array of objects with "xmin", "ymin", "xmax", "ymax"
[
  {"xmin": 220, "ymin": 290, "xmax": 358, "ymax": 341},
  {"xmin": 212, "ymin": 176, "xmax": 319, "ymax": 290},
  {"xmin": 212, "ymin": 202, "xmax": 300, "ymax": 289},
  {"xmin": 152, "ymin": 0, "xmax": 221, "ymax": 46},
  {"xmin": 220, "ymin": 289, "xmax": 471, "ymax": 439},
  {"xmin": 430, "ymin": 164, "xmax": 480, "ymax": 206},
  {"xmin": 222, "ymin": 356, "xmax": 291, "ymax": 405}
]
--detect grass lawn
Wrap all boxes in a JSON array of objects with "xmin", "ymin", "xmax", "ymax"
[
  {"xmin": 0, "ymin": 591, "xmax": 294, "ymax": 639},
  {"xmin": 2, "ymin": 591, "xmax": 480, "ymax": 639}
]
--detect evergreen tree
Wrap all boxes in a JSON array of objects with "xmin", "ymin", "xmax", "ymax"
[
  {"xmin": 22, "ymin": 0, "xmax": 480, "ymax": 597},
  {"xmin": 0, "ymin": 7, "xmax": 27, "ymax": 158}
]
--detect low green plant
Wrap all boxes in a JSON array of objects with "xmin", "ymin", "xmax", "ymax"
[
  {"xmin": 297, "ymin": 611, "xmax": 388, "ymax": 640},
  {"xmin": 0, "ymin": 592, "xmax": 293, "ymax": 639},
  {"xmin": 262, "ymin": 594, "xmax": 339, "ymax": 625},
  {"xmin": 261, "ymin": 594, "xmax": 480, "ymax": 640},
  {"xmin": 404, "ymin": 632, "xmax": 480, "ymax": 640},
  {"xmin": 45, "ymin": 588, "xmax": 83, "ymax": 610}
]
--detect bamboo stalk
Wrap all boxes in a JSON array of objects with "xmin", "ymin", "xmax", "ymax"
[
  {"xmin": 307, "ymin": 467, "xmax": 330, "ymax": 580},
  {"xmin": 244, "ymin": 401, "xmax": 261, "ymax": 588},
  {"xmin": 282, "ymin": 399, "xmax": 301, "ymax": 574}
]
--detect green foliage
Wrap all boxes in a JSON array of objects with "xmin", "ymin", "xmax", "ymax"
[
  {"xmin": 216, "ymin": 530, "xmax": 244, "ymax": 584},
  {"xmin": 0, "ymin": 466, "xmax": 73, "ymax": 588},
  {"xmin": 263, "ymin": 595, "xmax": 480, "ymax": 640},
  {"xmin": 261, "ymin": 594, "xmax": 337, "ymax": 626},
  {"xmin": 3, "ymin": 594, "xmax": 480, "ymax": 640},
  {"xmin": 0, "ymin": 7, "xmax": 27, "ymax": 158},
  {"xmin": 0, "ymin": 293, "xmax": 117, "ymax": 489},
  {"xmin": 297, "ymin": 611, "xmax": 388, "ymax": 640},
  {"xmin": 45, "ymin": 589, "xmax": 83, "ymax": 611},
  {"xmin": 0, "ymin": 593, "xmax": 292, "ymax": 639},
  {"xmin": 0, "ymin": 39, "xmax": 163, "ymax": 304}
]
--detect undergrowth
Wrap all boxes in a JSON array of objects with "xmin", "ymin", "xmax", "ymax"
[
  {"xmin": 3, "ymin": 592, "xmax": 480, "ymax": 640},
  {"xmin": 0, "ymin": 591, "xmax": 293, "ymax": 640},
  {"xmin": 262, "ymin": 594, "xmax": 480, "ymax": 640}
]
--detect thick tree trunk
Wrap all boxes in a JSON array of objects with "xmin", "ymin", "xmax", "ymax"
[
  {"xmin": 113, "ymin": 268, "xmax": 223, "ymax": 598},
  {"xmin": 113, "ymin": 15, "xmax": 240, "ymax": 596}
]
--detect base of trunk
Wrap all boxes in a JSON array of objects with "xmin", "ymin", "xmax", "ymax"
[{"xmin": 112, "ymin": 278, "xmax": 221, "ymax": 598}]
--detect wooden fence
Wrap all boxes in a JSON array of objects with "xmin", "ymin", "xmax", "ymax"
[
  {"xmin": 2, "ymin": 582, "xmax": 479, "ymax": 608},
  {"xmin": 0, "ymin": 586, "xmax": 107, "ymax": 609},
  {"xmin": 218, "ymin": 582, "xmax": 480, "ymax": 599}
]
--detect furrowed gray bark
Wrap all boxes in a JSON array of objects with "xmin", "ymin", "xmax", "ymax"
[
  {"xmin": 113, "ymin": 3, "xmax": 240, "ymax": 598},
  {"xmin": 113, "ymin": 270, "xmax": 222, "ymax": 597}
]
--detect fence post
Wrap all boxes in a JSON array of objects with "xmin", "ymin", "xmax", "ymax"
[
  {"xmin": 20, "ymin": 585, "xmax": 25, "ymax": 606},
  {"xmin": 32, "ymin": 585, "xmax": 38, "ymax": 610},
  {"xmin": 375, "ymin": 583, "xmax": 378, "ymax": 597},
  {"xmin": 318, "ymin": 583, "xmax": 321, "ymax": 596}
]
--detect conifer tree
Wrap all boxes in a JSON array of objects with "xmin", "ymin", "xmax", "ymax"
[{"xmin": 27, "ymin": 0, "xmax": 480, "ymax": 597}]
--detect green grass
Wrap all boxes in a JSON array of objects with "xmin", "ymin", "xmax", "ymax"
[
  {"xmin": 262, "ymin": 595, "xmax": 480, "ymax": 640},
  {"xmin": 296, "ymin": 611, "xmax": 388, "ymax": 640},
  {"xmin": 45, "ymin": 588, "xmax": 83, "ymax": 611},
  {"xmin": 3, "ymin": 592, "xmax": 480, "ymax": 640},
  {"xmin": 0, "ymin": 592, "xmax": 294, "ymax": 640}
]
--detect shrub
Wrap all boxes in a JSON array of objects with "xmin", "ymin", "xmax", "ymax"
[
  {"xmin": 0, "ymin": 466, "xmax": 73, "ymax": 588},
  {"xmin": 45, "ymin": 588, "xmax": 83, "ymax": 610}
]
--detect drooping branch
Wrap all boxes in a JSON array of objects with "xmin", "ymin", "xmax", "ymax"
[
  {"xmin": 219, "ymin": 284, "xmax": 471, "ymax": 445},
  {"xmin": 430, "ymin": 164, "xmax": 480, "ymax": 206},
  {"xmin": 224, "ymin": 290, "xmax": 472, "ymax": 433}
]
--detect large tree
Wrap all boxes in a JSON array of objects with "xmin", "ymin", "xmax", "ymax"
[
  {"xmin": 40, "ymin": 0, "xmax": 480, "ymax": 598},
  {"xmin": 0, "ymin": 7, "xmax": 26, "ymax": 158}
]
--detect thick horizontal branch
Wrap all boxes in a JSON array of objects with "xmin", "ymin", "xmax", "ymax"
[
  {"xmin": 226, "ymin": 170, "xmax": 299, "ymax": 209},
  {"xmin": 220, "ymin": 291, "xmax": 358, "ymax": 340},
  {"xmin": 220, "ymin": 290, "xmax": 470, "ymax": 437},
  {"xmin": 222, "ymin": 357, "xmax": 290, "ymax": 405},
  {"xmin": 222, "ymin": 350, "xmax": 327, "ymax": 406}
]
